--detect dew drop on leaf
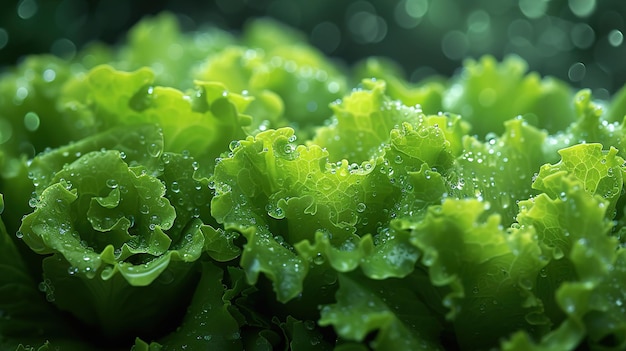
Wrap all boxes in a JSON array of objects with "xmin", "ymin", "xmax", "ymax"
[
  {"xmin": 313, "ymin": 253, "xmax": 325, "ymax": 265},
  {"xmin": 356, "ymin": 202, "xmax": 366, "ymax": 213},
  {"xmin": 106, "ymin": 179, "xmax": 118, "ymax": 189},
  {"xmin": 147, "ymin": 143, "xmax": 161, "ymax": 157}
]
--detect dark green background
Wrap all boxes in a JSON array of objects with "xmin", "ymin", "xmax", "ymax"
[{"xmin": 1, "ymin": 0, "xmax": 625, "ymax": 97}]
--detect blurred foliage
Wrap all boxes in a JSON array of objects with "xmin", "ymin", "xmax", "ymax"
[{"xmin": 1, "ymin": 0, "xmax": 625, "ymax": 97}]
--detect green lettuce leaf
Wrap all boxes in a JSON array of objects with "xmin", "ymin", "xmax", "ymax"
[
  {"xmin": 319, "ymin": 271, "xmax": 444, "ymax": 350},
  {"xmin": 606, "ymin": 82, "xmax": 626, "ymax": 123},
  {"xmin": 446, "ymin": 117, "xmax": 548, "ymax": 224},
  {"xmin": 443, "ymin": 55, "xmax": 575, "ymax": 137},
  {"xmin": 0, "ymin": 55, "xmax": 88, "ymax": 239},
  {"xmin": 311, "ymin": 79, "xmax": 429, "ymax": 163},
  {"xmin": 410, "ymin": 198, "xmax": 547, "ymax": 350},
  {"xmin": 210, "ymin": 80, "xmax": 471, "ymax": 303},
  {"xmin": 352, "ymin": 57, "xmax": 445, "ymax": 115},
  {"xmin": 509, "ymin": 143, "xmax": 626, "ymax": 350},
  {"xmin": 278, "ymin": 315, "xmax": 333, "ymax": 351},
  {"xmin": 60, "ymin": 65, "xmax": 253, "ymax": 175},
  {"xmin": 0, "ymin": 55, "xmax": 77, "ymax": 167},
  {"xmin": 18, "ymin": 127, "xmax": 209, "ymax": 338},
  {"xmin": 136, "ymin": 262, "xmax": 243, "ymax": 351},
  {"xmin": 0, "ymin": 193, "xmax": 88, "ymax": 350},
  {"xmin": 546, "ymin": 89, "xmax": 626, "ymax": 159},
  {"xmin": 532, "ymin": 143, "xmax": 624, "ymax": 218},
  {"xmin": 114, "ymin": 12, "xmax": 236, "ymax": 89},
  {"xmin": 196, "ymin": 19, "xmax": 347, "ymax": 137}
]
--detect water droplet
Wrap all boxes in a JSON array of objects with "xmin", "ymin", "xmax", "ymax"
[
  {"xmin": 228, "ymin": 140, "xmax": 240, "ymax": 151},
  {"xmin": 158, "ymin": 269, "xmax": 175, "ymax": 284},
  {"xmin": 147, "ymin": 143, "xmax": 161, "ymax": 157},
  {"xmin": 171, "ymin": 181, "xmax": 180, "ymax": 193},
  {"xmin": 356, "ymin": 202, "xmax": 367, "ymax": 213},
  {"xmin": 313, "ymin": 253, "xmax": 325, "ymax": 265},
  {"xmin": 304, "ymin": 320, "xmax": 316, "ymax": 330},
  {"xmin": 106, "ymin": 179, "xmax": 118, "ymax": 189}
]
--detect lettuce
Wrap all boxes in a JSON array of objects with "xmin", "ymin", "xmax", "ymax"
[{"xmin": 2, "ymin": 12, "xmax": 626, "ymax": 351}]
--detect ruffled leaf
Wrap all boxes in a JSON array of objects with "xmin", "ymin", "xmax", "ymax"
[
  {"xmin": 61, "ymin": 65, "xmax": 253, "ymax": 174},
  {"xmin": 319, "ymin": 271, "xmax": 443, "ymax": 350},
  {"xmin": 411, "ymin": 198, "xmax": 548, "ymax": 350},
  {"xmin": 443, "ymin": 55, "xmax": 575, "ymax": 137},
  {"xmin": 197, "ymin": 18, "xmax": 347, "ymax": 136},
  {"xmin": 532, "ymin": 143, "xmax": 624, "ymax": 218},
  {"xmin": 0, "ymin": 194, "xmax": 87, "ymax": 349},
  {"xmin": 138, "ymin": 262, "xmax": 243, "ymax": 350},
  {"xmin": 352, "ymin": 57, "xmax": 445, "ymax": 115},
  {"xmin": 511, "ymin": 145, "xmax": 625, "ymax": 350},
  {"xmin": 18, "ymin": 130, "xmax": 209, "ymax": 338},
  {"xmin": 447, "ymin": 117, "xmax": 548, "ymax": 225}
]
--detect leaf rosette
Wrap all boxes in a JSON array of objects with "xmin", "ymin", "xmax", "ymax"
[{"xmin": 17, "ymin": 125, "xmax": 210, "ymax": 339}]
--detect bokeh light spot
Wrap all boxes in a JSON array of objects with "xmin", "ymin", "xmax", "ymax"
[
  {"xmin": 215, "ymin": 0, "xmax": 244, "ymax": 14},
  {"xmin": 519, "ymin": 0, "xmax": 548, "ymax": 19},
  {"xmin": 609, "ymin": 29, "xmax": 624, "ymax": 47},
  {"xmin": 267, "ymin": 0, "xmax": 302, "ymax": 27},
  {"xmin": 43, "ymin": 69, "xmax": 56, "ymax": 82},
  {"xmin": 394, "ymin": 0, "xmax": 427, "ymax": 29},
  {"xmin": 468, "ymin": 10, "xmax": 491, "ymax": 33},
  {"xmin": 0, "ymin": 118, "xmax": 13, "ymax": 144},
  {"xmin": 23, "ymin": 112, "xmax": 40, "ymax": 132},
  {"xmin": 348, "ymin": 8, "xmax": 388, "ymax": 44},
  {"xmin": 50, "ymin": 38, "xmax": 76, "ymax": 59},
  {"xmin": 570, "ymin": 23, "xmax": 595, "ymax": 49},
  {"xmin": 405, "ymin": 0, "xmax": 428, "ymax": 19},
  {"xmin": 311, "ymin": 22, "xmax": 341, "ymax": 54},
  {"xmin": 568, "ymin": 62, "xmax": 586, "ymax": 82},
  {"xmin": 0, "ymin": 28, "xmax": 8, "ymax": 50},
  {"xmin": 508, "ymin": 19, "xmax": 534, "ymax": 46},
  {"xmin": 17, "ymin": 0, "xmax": 38, "ymax": 20},
  {"xmin": 428, "ymin": 0, "xmax": 460, "ymax": 28},
  {"xmin": 442, "ymin": 30, "xmax": 469, "ymax": 60},
  {"xmin": 568, "ymin": 0, "xmax": 596, "ymax": 18}
]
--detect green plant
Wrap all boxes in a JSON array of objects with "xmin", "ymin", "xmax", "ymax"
[{"xmin": 2, "ymin": 12, "xmax": 626, "ymax": 351}]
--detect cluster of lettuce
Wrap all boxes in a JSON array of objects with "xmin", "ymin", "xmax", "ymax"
[{"xmin": 2, "ymin": 12, "xmax": 626, "ymax": 351}]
